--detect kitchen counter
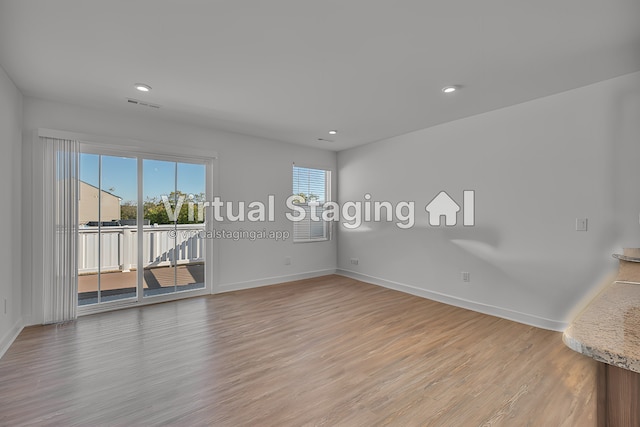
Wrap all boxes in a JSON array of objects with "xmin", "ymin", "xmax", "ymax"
[
  {"xmin": 563, "ymin": 281, "xmax": 640, "ymax": 373},
  {"xmin": 563, "ymin": 251, "xmax": 640, "ymax": 426}
]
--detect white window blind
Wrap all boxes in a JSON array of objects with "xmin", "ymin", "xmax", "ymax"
[
  {"xmin": 42, "ymin": 137, "xmax": 79, "ymax": 323},
  {"xmin": 292, "ymin": 165, "xmax": 330, "ymax": 242}
]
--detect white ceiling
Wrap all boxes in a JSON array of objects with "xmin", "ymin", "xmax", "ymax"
[{"xmin": 1, "ymin": 0, "xmax": 639, "ymax": 151}]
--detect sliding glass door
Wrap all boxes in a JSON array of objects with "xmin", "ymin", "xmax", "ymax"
[
  {"xmin": 77, "ymin": 153, "xmax": 138, "ymax": 305},
  {"xmin": 142, "ymin": 159, "xmax": 206, "ymax": 297},
  {"xmin": 78, "ymin": 148, "xmax": 210, "ymax": 309}
]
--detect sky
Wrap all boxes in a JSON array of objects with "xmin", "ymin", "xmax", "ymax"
[{"xmin": 80, "ymin": 153, "xmax": 206, "ymax": 203}]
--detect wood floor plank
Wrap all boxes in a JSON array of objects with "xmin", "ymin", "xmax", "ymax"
[{"xmin": 0, "ymin": 275, "xmax": 597, "ymax": 426}]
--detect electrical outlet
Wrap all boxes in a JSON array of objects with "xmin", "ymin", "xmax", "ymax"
[
  {"xmin": 461, "ymin": 272, "xmax": 470, "ymax": 282},
  {"xmin": 350, "ymin": 258, "xmax": 359, "ymax": 265},
  {"xmin": 284, "ymin": 256, "xmax": 291, "ymax": 265},
  {"xmin": 3, "ymin": 298, "xmax": 6, "ymax": 315}
]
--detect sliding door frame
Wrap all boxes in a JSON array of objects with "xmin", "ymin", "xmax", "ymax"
[{"xmin": 75, "ymin": 138, "xmax": 216, "ymax": 316}]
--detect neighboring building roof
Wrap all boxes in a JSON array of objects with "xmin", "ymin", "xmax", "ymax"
[{"xmin": 80, "ymin": 180, "xmax": 122, "ymax": 199}]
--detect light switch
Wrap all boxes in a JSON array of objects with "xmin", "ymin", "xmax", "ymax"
[{"xmin": 576, "ymin": 218, "xmax": 588, "ymax": 231}]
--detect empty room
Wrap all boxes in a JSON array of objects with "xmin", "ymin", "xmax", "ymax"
[{"xmin": 1, "ymin": 1, "xmax": 640, "ymax": 425}]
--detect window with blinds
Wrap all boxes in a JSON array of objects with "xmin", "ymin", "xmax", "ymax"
[{"xmin": 292, "ymin": 165, "xmax": 331, "ymax": 242}]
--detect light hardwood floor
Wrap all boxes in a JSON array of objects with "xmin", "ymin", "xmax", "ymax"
[{"xmin": 0, "ymin": 275, "xmax": 597, "ymax": 426}]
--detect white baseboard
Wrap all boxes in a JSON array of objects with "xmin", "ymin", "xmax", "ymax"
[
  {"xmin": 218, "ymin": 269, "xmax": 337, "ymax": 293},
  {"xmin": 336, "ymin": 269, "xmax": 567, "ymax": 331},
  {"xmin": 0, "ymin": 318, "xmax": 24, "ymax": 360}
]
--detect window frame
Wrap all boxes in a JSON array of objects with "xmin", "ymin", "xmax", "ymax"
[{"xmin": 291, "ymin": 163, "xmax": 332, "ymax": 243}]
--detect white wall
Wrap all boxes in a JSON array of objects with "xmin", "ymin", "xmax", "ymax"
[
  {"xmin": 0, "ymin": 65, "xmax": 23, "ymax": 355},
  {"xmin": 22, "ymin": 97, "xmax": 337, "ymax": 325},
  {"xmin": 15, "ymin": 72, "xmax": 640, "ymax": 331},
  {"xmin": 337, "ymin": 71, "xmax": 640, "ymax": 330}
]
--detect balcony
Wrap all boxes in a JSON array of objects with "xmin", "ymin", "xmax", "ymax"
[{"xmin": 78, "ymin": 224, "xmax": 205, "ymax": 305}]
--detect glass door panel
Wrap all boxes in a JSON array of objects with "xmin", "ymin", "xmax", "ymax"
[
  {"xmin": 142, "ymin": 159, "xmax": 207, "ymax": 297},
  {"xmin": 78, "ymin": 153, "xmax": 138, "ymax": 305}
]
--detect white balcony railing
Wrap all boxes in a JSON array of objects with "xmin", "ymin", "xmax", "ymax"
[{"xmin": 78, "ymin": 224, "xmax": 205, "ymax": 274}]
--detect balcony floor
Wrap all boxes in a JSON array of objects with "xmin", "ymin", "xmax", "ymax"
[{"xmin": 78, "ymin": 263, "xmax": 204, "ymax": 304}]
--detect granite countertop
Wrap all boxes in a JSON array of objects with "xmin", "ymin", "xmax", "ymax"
[
  {"xmin": 563, "ymin": 281, "xmax": 640, "ymax": 373},
  {"xmin": 613, "ymin": 253, "xmax": 640, "ymax": 263}
]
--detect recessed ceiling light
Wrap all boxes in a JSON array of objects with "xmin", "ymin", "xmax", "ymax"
[
  {"xmin": 328, "ymin": 130, "xmax": 338, "ymax": 135},
  {"xmin": 135, "ymin": 83, "xmax": 151, "ymax": 92},
  {"xmin": 442, "ymin": 86, "xmax": 458, "ymax": 94}
]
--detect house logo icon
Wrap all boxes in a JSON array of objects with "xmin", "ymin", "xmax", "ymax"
[{"xmin": 425, "ymin": 190, "xmax": 475, "ymax": 227}]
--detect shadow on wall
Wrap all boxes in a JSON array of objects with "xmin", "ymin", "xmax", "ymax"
[{"xmin": 341, "ymin": 218, "xmax": 616, "ymax": 319}]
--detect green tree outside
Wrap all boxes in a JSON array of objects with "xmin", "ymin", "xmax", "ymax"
[{"xmin": 120, "ymin": 191, "xmax": 206, "ymax": 225}]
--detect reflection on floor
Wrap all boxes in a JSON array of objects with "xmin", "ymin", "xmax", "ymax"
[{"xmin": 78, "ymin": 263, "xmax": 204, "ymax": 305}]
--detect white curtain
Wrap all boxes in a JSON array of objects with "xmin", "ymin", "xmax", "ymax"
[{"xmin": 41, "ymin": 137, "xmax": 79, "ymax": 323}]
